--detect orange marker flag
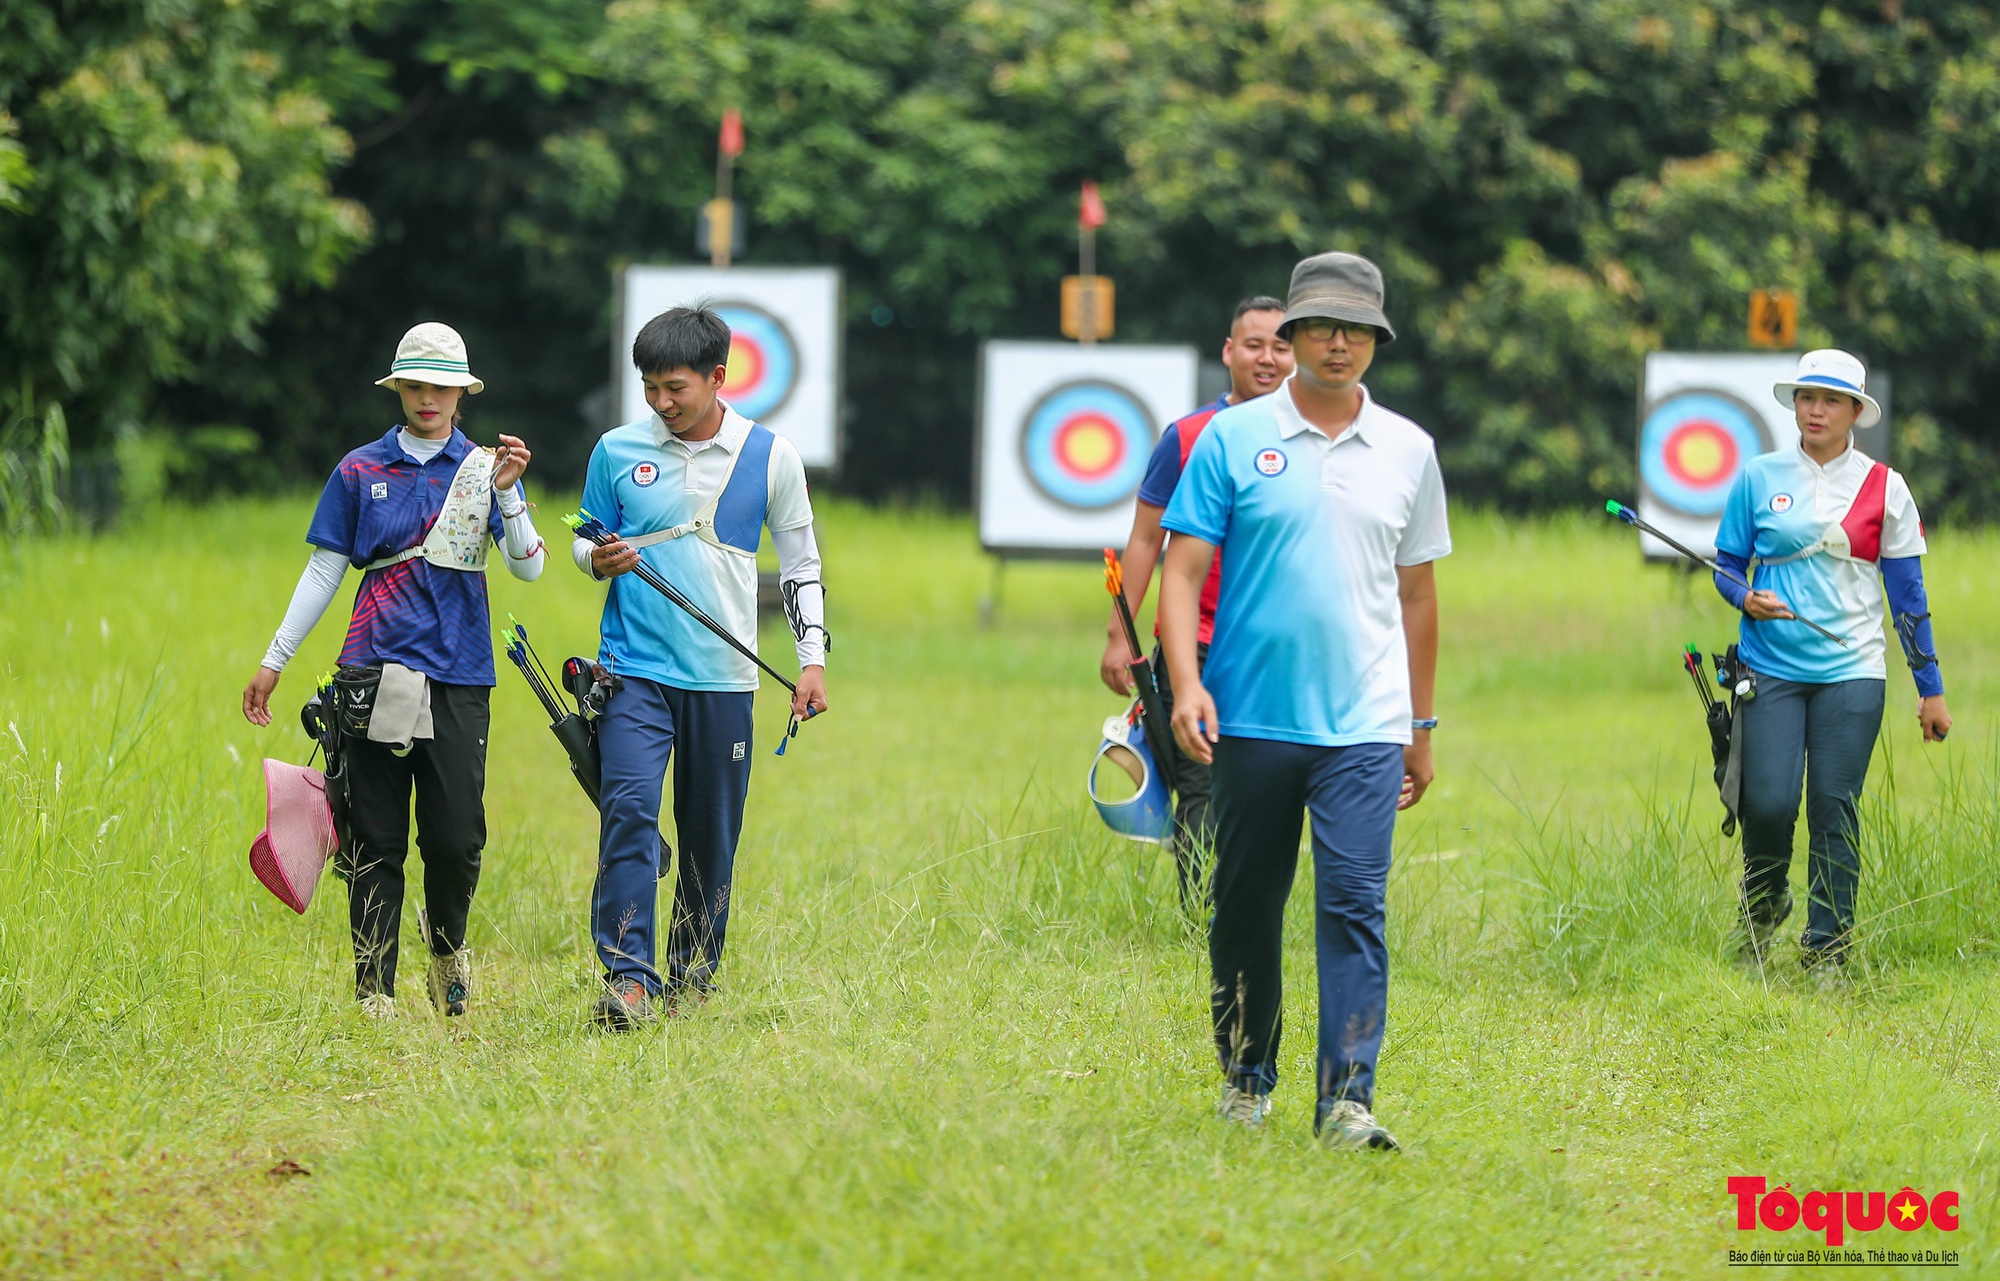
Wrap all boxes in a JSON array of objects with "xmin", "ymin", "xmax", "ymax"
[
  {"xmin": 1079, "ymin": 180, "xmax": 1106, "ymax": 230},
  {"xmin": 719, "ymin": 108, "xmax": 744, "ymax": 159}
]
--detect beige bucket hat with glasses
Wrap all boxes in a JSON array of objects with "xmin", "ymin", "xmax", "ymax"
[{"xmin": 374, "ymin": 322, "xmax": 485, "ymax": 394}]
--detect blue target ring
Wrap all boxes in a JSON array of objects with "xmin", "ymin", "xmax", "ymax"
[
  {"xmin": 715, "ymin": 302, "xmax": 799, "ymax": 421},
  {"xmin": 1020, "ymin": 380, "xmax": 1156, "ymax": 510},
  {"xmin": 1640, "ymin": 389, "xmax": 1771, "ymax": 517}
]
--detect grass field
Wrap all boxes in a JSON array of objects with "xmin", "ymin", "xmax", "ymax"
[{"xmin": 2, "ymin": 497, "xmax": 1996, "ymax": 1277}]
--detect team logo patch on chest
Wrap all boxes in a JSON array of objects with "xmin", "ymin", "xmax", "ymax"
[
  {"xmin": 370, "ymin": 482, "xmax": 388, "ymax": 500},
  {"xmin": 1253, "ymin": 448, "xmax": 1288, "ymax": 477},
  {"xmin": 1770, "ymin": 492, "xmax": 1793, "ymax": 513},
  {"xmin": 632, "ymin": 462, "xmax": 659, "ymax": 488}
]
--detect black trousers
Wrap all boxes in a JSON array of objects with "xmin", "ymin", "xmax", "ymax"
[
  {"xmin": 1150, "ymin": 641, "xmax": 1212, "ymax": 905},
  {"xmin": 343, "ymin": 682, "xmax": 489, "ymax": 998}
]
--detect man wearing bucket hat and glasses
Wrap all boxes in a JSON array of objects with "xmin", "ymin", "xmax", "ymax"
[
  {"xmin": 1158, "ymin": 252, "xmax": 1449, "ymax": 1150},
  {"xmin": 243, "ymin": 322, "xmax": 549, "ymax": 1019},
  {"xmin": 1711, "ymin": 349, "xmax": 1950, "ymax": 984}
]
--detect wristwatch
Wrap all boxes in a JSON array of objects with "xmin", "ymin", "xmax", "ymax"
[{"xmin": 1411, "ymin": 717, "xmax": 1438, "ymax": 731}]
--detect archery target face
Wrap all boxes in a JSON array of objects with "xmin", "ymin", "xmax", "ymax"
[
  {"xmin": 715, "ymin": 302, "xmax": 799, "ymax": 421},
  {"xmin": 617, "ymin": 266, "xmax": 841, "ymax": 468},
  {"xmin": 978, "ymin": 341, "xmax": 1198, "ymax": 555},
  {"xmin": 1020, "ymin": 381, "xmax": 1155, "ymax": 510},
  {"xmin": 1639, "ymin": 388, "xmax": 1770, "ymax": 517}
]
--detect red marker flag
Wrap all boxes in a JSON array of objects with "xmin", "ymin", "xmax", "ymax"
[
  {"xmin": 719, "ymin": 108, "xmax": 744, "ymax": 159},
  {"xmin": 1079, "ymin": 180, "xmax": 1106, "ymax": 230}
]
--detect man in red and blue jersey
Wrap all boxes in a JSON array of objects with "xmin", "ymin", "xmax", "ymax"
[{"xmin": 1098, "ymin": 295, "xmax": 1293, "ymax": 903}]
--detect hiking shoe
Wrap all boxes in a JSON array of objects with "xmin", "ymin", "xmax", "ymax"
[
  {"xmin": 1737, "ymin": 888, "xmax": 1793, "ymax": 965},
  {"xmin": 428, "ymin": 947, "xmax": 472, "ymax": 1017},
  {"xmin": 358, "ymin": 993, "xmax": 397, "ymax": 1020},
  {"xmin": 1216, "ymin": 1083, "xmax": 1272, "ymax": 1129},
  {"xmin": 592, "ymin": 976, "xmax": 656, "ymax": 1031},
  {"xmin": 1315, "ymin": 1099, "xmax": 1400, "ymax": 1151}
]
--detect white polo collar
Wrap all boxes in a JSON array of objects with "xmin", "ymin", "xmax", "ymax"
[
  {"xmin": 653, "ymin": 400, "xmax": 749, "ymax": 452},
  {"xmin": 1272, "ymin": 375, "xmax": 1374, "ymax": 446},
  {"xmin": 1793, "ymin": 437, "xmax": 1859, "ymax": 475}
]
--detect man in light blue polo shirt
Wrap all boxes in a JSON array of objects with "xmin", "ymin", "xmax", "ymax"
[
  {"xmin": 1160, "ymin": 251, "xmax": 1450, "ymax": 1151},
  {"xmin": 575, "ymin": 305, "xmax": 829, "ymax": 1030}
]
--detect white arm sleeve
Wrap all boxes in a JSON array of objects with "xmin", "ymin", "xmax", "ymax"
[
  {"xmin": 572, "ymin": 535, "xmax": 603, "ymax": 579},
  {"xmin": 261, "ymin": 548, "xmax": 350, "ymax": 672},
  {"xmin": 498, "ymin": 485, "xmax": 546, "ymax": 581},
  {"xmin": 771, "ymin": 523, "xmax": 826, "ymax": 669}
]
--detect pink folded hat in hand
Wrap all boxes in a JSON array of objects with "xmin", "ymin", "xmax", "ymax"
[{"xmin": 248, "ymin": 759, "xmax": 338, "ymax": 914}]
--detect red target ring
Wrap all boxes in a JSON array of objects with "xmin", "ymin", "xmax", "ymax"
[{"xmin": 1661, "ymin": 419, "xmax": 1739, "ymax": 488}]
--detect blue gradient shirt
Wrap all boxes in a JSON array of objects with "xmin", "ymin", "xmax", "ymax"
[
  {"xmin": 1714, "ymin": 444, "xmax": 1927, "ymax": 685},
  {"xmin": 1162, "ymin": 380, "xmax": 1451, "ymax": 747}
]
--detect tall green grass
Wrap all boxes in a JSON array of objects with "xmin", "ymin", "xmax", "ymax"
[{"xmin": 1, "ymin": 500, "xmax": 1996, "ymax": 1276}]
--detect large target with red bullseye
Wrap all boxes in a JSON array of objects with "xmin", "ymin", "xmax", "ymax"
[
  {"xmin": 1639, "ymin": 388, "xmax": 1772, "ymax": 517},
  {"xmin": 1020, "ymin": 380, "xmax": 1156, "ymax": 510},
  {"xmin": 714, "ymin": 302, "xmax": 799, "ymax": 421}
]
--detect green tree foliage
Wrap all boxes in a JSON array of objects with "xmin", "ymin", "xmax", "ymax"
[
  {"xmin": 0, "ymin": 0, "xmax": 371, "ymax": 522},
  {"xmin": 24, "ymin": 0, "xmax": 2000, "ymax": 514}
]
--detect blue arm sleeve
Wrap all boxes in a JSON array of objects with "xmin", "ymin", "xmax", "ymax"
[
  {"xmin": 1713, "ymin": 551, "xmax": 1751, "ymax": 612},
  {"xmin": 1881, "ymin": 556, "xmax": 1943, "ymax": 697}
]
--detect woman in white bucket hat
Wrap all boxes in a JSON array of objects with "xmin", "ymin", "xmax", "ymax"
[
  {"xmin": 240, "ymin": 322, "xmax": 548, "ymax": 1019},
  {"xmin": 1710, "ymin": 348, "xmax": 1950, "ymax": 984}
]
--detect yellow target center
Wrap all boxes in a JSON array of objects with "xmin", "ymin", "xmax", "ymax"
[
  {"xmin": 1674, "ymin": 432, "xmax": 1725, "ymax": 480},
  {"xmin": 1064, "ymin": 421, "xmax": 1118, "ymax": 472},
  {"xmin": 725, "ymin": 342, "xmax": 763, "ymax": 391}
]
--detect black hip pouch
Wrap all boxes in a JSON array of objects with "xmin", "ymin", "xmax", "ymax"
[{"xmin": 331, "ymin": 665, "xmax": 384, "ymax": 738}]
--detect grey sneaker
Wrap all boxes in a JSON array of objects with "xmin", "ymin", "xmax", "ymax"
[
  {"xmin": 1802, "ymin": 946, "xmax": 1848, "ymax": 991},
  {"xmin": 1316, "ymin": 1099, "xmax": 1399, "ymax": 1151},
  {"xmin": 428, "ymin": 947, "xmax": 472, "ymax": 1017},
  {"xmin": 358, "ymin": 992, "xmax": 397, "ymax": 1020},
  {"xmin": 1216, "ymin": 1083, "xmax": 1272, "ymax": 1128},
  {"xmin": 593, "ymin": 976, "xmax": 656, "ymax": 1031}
]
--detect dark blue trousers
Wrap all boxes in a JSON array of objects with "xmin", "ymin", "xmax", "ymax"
[
  {"xmin": 1208, "ymin": 736, "xmax": 1403, "ymax": 1107},
  {"xmin": 594, "ymin": 677, "xmax": 755, "ymax": 995},
  {"xmin": 1738, "ymin": 676, "xmax": 1884, "ymax": 954}
]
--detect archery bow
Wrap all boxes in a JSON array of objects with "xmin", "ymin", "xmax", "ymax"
[
  {"xmin": 1604, "ymin": 500, "xmax": 1848, "ymax": 648},
  {"xmin": 566, "ymin": 509, "xmax": 819, "ymax": 754},
  {"xmin": 1103, "ymin": 548, "xmax": 1179, "ymax": 799}
]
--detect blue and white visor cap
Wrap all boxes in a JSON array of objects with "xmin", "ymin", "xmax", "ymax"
[
  {"xmin": 1772, "ymin": 348, "xmax": 1879, "ymax": 429},
  {"xmin": 374, "ymin": 322, "xmax": 485, "ymax": 394}
]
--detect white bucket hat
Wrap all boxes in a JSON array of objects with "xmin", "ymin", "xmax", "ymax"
[
  {"xmin": 1773, "ymin": 348, "xmax": 1879, "ymax": 429},
  {"xmin": 374, "ymin": 322, "xmax": 484, "ymax": 394}
]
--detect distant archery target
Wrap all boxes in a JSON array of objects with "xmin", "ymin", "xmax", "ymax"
[
  {"xmin": 715, "ymin": 302, "xmax": 799, "ymax": 420},
  {"xmin": 1020, "ymin": 380, "xmax": 1156, "ymax": 510},
  {"xmin": 1640, "ymin": 388, "xmax": 1771, "ymax": 517}
]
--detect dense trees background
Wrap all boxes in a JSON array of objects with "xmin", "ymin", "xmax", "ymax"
[{"xmin": 7, "ymin": 0, "xmax": 2000, "ymax": 521}]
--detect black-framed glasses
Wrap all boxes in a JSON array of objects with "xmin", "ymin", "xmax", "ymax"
[{"xmin": 1295, "ymin": 319, "xmax": 1378, "ymax": 343}]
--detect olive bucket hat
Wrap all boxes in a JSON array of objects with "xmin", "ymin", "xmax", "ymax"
[
  {"xmin": 374, "ymin": 322, "xmax": 485, "ymax": 394},
  {"xmin": 1280, "ymin": 251, "xmax": 1397, "ymax": 343}
]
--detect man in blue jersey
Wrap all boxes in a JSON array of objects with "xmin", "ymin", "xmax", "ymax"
[
  {"xmin": 1159, "ymin": 252, "xmax": 1449, "ymax": 1150},
  {"xmin": 1099, "ymin": 296, "xmax": 1293, "ymax": 903},
  {"xmin": 574, "ymin": 305, "xmax": 830, "ymax": 1030}
]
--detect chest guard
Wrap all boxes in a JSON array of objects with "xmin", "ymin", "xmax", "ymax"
[
  {"xmin": 1759, "ymin": 461, "xmax": 1889, "ymax": 567},
  {"xmin": 622, "ymin": 422, "xmax": 775, "ymax": 559},
  {"xmin": 363, "ymin": 447, "xmax": 498, "ymax": 573}
]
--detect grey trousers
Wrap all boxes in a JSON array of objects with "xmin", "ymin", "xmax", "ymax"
[{"xmin": 1737, "ymin": 676, "xmax": 1885, "ymax": 954}]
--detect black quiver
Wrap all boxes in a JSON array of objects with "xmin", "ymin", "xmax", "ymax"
[{"xmin": 300, "ymin": 690, "xmax": 355, "ymax": 880}]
